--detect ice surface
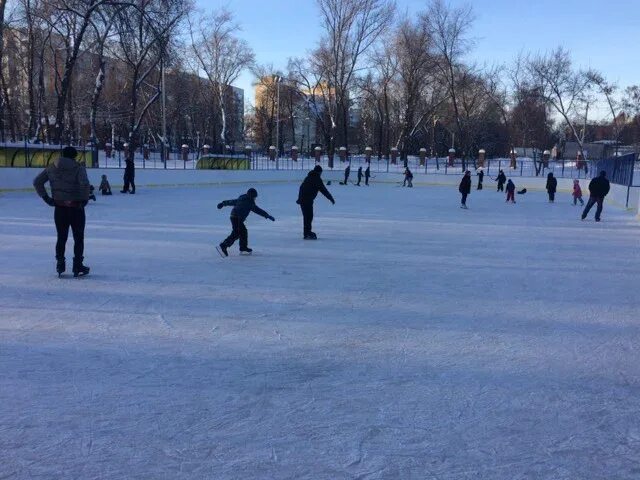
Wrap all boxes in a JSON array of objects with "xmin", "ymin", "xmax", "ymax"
[{"xmin": 1, "ymin": 181, "xmax": 640, "ymax": 479}]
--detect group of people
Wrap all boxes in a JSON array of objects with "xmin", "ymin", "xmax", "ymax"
[
  {"xmin": 457, "ymin": 167, "xmax": 611, "ymax": 222},
  {"xmin": 341, "ymin": 164, "xmax": 372, "ymax": 186},
  {"xmin": 33, "ymin": 148, "xmax": 615, "ymax": 271}
]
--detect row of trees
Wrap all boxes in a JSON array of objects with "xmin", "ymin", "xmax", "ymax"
[
  {"xmin": 1, "ymin": 0, "xmax": 639, "ymax": 159},
  {"xmin": 249, "ymin": 0, "xmax": 640, "ymax": 160}
]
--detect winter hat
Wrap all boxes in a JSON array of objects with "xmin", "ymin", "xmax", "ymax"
[
  {"xmin": 465, "ymin": 170, "xmax": 471, "ymax": 174},
  {"xmin": 600, "ymin": 170, "xmax": 607, "ymax": 177},
  {"xmin": 313, "ymin": 165, "xmax": 323, "ymax": 174},
  {"xmin": 247, "ymin": 188, "xmax": 258, "ymax": 198},
  {"xmin": 62, "ymin": 146, "xmax": 77, "ymax": 159}
]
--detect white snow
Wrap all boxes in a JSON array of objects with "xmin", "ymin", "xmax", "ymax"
[{"xmin": 1, "ymin": 179, "xmax": 640, "ymax": 478}]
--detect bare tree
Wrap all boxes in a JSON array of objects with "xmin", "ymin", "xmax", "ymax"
[
  {"xmin": 315, "ymin": 0, "xmax": 395, "ymax": 156},
  {"xmin": 189, "ymin": 8, "xmax": 254, "ymax": 150}
]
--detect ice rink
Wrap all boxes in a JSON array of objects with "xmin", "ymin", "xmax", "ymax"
[{"xmin": 2, "ymin": 179, "xmax": 640, "ymax": 479}]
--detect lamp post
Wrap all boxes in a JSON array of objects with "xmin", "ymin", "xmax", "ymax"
[{"xmin": 273, "ymin": 74, "xmax": 282, "ymax": 157}]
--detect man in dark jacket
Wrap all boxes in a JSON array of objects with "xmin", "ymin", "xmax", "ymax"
[
  {"xmin": 403, "ymin": 168, "xmax": 414, "ymax": 187},
  {"xmin": 364, "ymin": 165, "xmax": 371, "ymax": 185},
  {"xmin": 496, "ymin": 170, "xmax": 507, "ymax": 192},
  {"xmin": 121, "ymin": 155, "xmax": 136, "ymax": 194},
  {"xmin": 546, "ymin": 172, "xmax": 558, "ymax": 202},
  {"xmin": 356, "ymin": 166, "xmax": 363, "ymax": 186},
  {"xmin": 342, "ymin": 164, "xmax": 351, "ymax": 185},
  {"xmin": 33, "ymin": 146, "xmax": 91, "ymax": 277},
  {"xmin": 459, "ymin": 170, "xmax": 472, "ymax": 209},
  {"xmin": 477, "ymin": 169, "xmax": 484, "ymax": 190},
  {"xmin": 216, "ymin": 188, "xmax": 275, "ymax": 256},
  {"xmin": 297, "ymin": 165, "xmax": 335, "ymax": 239},
  {"xmin": 581, "ymin": 171, "xmax": 611, "ymax": 222}
]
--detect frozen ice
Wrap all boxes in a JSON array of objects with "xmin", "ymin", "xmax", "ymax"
[{"xmin": 1, "ymin": 180, "xmax": 640, "ymax": 478}]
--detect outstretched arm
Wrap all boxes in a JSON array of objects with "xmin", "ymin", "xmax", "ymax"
[
  {"xmin": 319, "ymin": 183, "xmax": 335, "ymax": 204},
  {"xmin": 217, "ymin": 199, "xmax": 237, "ymax": 209},
  {"xmin": 252, "ymin": 204, "xmax": 275, "ymax": 221}
]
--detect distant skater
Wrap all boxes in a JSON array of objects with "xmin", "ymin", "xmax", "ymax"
[
  {"xmin": 364, "ymin": 165, "xmax": 371, "ymax": 185},
  {"xmin": 506, "ymin": 179, "xmax": 516, "ymax": 203},
  {"xmin": 33, "ymin": 146, "xmax": 91, "ymax": 277},
  {"xmin": 546, "ymin": 172, "xmax": 557, "ymax": 202},
  {"xmin": 477, "ymin": 168, "xmax": 484, "ymax": 190},
  {"xmin": 297, "ymin": 165, "xmax": 335, "ymax": 239},
  {"xmin": 403, "ymin": 167, "xmax": 413, "ymax": 187},
  {"xmin": 216, "ymin": 188, "xmax": 275, "ymax": 257},
  {"xmin": 356, "ymin": 166, "xmax": 363, "ymax": 186},
  {"xmin": 572, "ymin": 179, "xmax": 584, "ymax": 206},
  {"xmin": 99, "ymin": 174, "xmax": 112, "ymax": 195},
  {"xmin": 342, "ymin": 164, "xmax": 351, "ymax": 185},
  {"xmin": 121, "ymin": 155, "xmax": 136, "ymax": 194},
  {"xmin": 496, "ymin": 169, "xmax": 507, "ymax": 192},
  {"xmin": 459, "ymin": 170, "xmax": 471, "ymax": 209},
  {"xmin": 581, "ymin": 171, "xmax": 610, "ymax": 222}
]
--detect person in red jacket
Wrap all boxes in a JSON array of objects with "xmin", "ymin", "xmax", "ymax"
[{"xmin": 572, "ymin": 179, "xmax": 584, "ymax": 206}]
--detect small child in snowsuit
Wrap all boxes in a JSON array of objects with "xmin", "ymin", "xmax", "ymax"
[
  {"xmin": 364, "ymin": 165, "xmax": 371, "ymax": 185},
  {"xmin": 572, "ymin": 179, "xmax": 584, "ymax": 206},
  {"xmin": 546, "ymin": 172, "xmax": 558, "ymax": 202},
  {"xmin": 99, "ymin": 174, "xmax": 112, "ymax": 195},
  {"xmin": 356, "ymin": 166, "xmax": 363, "ymax": 186},
  {"xmin": 216, "ymin": 188, "xmax": 275, "ymax": 257},
  {"xmin": 496, "ymin": 170, "xmax": 507, "ymax": 192},
  {"xmin": 506, "ymin": 179, "xmax": 516, "ymax": 203},
  {"xmin": 403, "ymin": 168, "xmax": 413, "ymax": 187}
]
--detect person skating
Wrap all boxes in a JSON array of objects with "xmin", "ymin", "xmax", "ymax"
[
  {"xmin": 496, "ymin": 169, "xmax": 507, "ymax": 192},
  {"xmin": 505, "ymin": 179, "xmax": 516, "ymax": 203},
  {"xmin": 342, "ymin": 164, "xmax": 351, "ymax": 185},
  {"xmin": 581, "ymin": 170, "xmax": 610, "ymax": 222},
  {"xmin": 99, "ymin": 174, "xmax": 112, "ymax": 195},
  {"xmin": 216, "ymin": 188, "xmax": 275, "ymax": 257},
  {"xmin": 546, "ymin": 172, "xmax": 557, "ymax": 202},
  {"xmin": 356, "ymin": 166, "xmax": 363, "ymax": 186},
  {"xmin": 459, "ymin": 170, "xmax": 471, "ymax": 209},
  {"xmin": 297, "ymin": 165, "xmax": 335, "ymax": 239},
  {"xmin": 403, "ymin": 167, "xmax": 413, "ymax": 187},
  {"xmin": 572, "ymin": 179, "xmax": 584, "ymax": 206},
  {"xmin": 33, "ymin": 146, "xmax": 91, "ymax": 277},
  {"xmin": 121, "ymin": 155, "xmax": 135, "ymax": 194},
  {"xmin": 364, "ymin": 165, "xmax": 371, "ymax": 185},
  {"xmin": 477, "ymin": 168, "xmax": 484, "ymax": 190}
]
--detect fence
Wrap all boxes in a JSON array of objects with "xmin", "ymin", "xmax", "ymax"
[{"xmin": 595, "ymin": 153, "xmax": 638, "ymax": 207}]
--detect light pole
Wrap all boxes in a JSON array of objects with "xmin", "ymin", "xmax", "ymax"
[{"xmin": 273, "ymin": 75, "xmax": 282, "ymax": 157}]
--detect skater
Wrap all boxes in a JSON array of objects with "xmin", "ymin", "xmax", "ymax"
[
  {"xmin": 403, "ymin": 167, "xmax": 413, "ymax": 187},
  {"xmin": 121, "ymin": 155, "xmax": 135, "ymax": 194},
  {"xmin": 297, "ymin": 165, "xmax": 335, "ymax": 239},
  {"xmin": 342, "ymin": 164, "xmax": 351, "ymax": 185},
  {"xmin": 546, "ymin": 172, "xmax": 557, "ymax": 202},
  {"xmin": 506, "ymin": 179, "xmax": 516, "ymax": 203},
  {"xmin": 581, "ymin": 171, "xmax": 610, "ymax": 222},
  {"xmin": 99, "ymin": 174, "xmax": 112, "ymax": 195},
  {"xmin": 33, "ymin": 146, "xmax": 91, "ymax": 277},
  {"xmin": 572, "ymin": 179, "xmax": 584, "ymax": 206},
  {"xmin": 364, "ymin": 165, "xmax": 371, "ymax": 186},
  {"xmin": 496, "ymin": 169, "xmax": 507, "ymax": 192},
  {"xmin": 216, "ymin": 188, "xmax": 275, "ymax": 256},
  {"xmin": 477, "ymin": 168, "xmax": 484, "ymax": 190},
  {"xmin": 459, "ymin": 170, "xmax": 471, "ymax": 209},
  {"xmin": 356, "ymin": 166, "xmax": 363, "ymax": 186}
]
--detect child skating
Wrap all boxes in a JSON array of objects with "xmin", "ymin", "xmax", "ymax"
[
  {"xmin": 356, "ymin": 166, "xmax": 363, "ymax": 186},
  {"xmin": 546, "ymin": 172, "xmax": 557, "ymax": 202},
  {"xmin": 216, "ymin": 188, "xmax": 275, "ymax": 257},
  {"xmin": 364, "ymin": 165, "xmax": 371, "ymax": 185},
  {"xmin": 99, "ymin": 174, "xmax": 112, "ymax": 195},
  {"xmin": 572, "ymin": 179, "xmax": 584, "ymax": 206},
  {"xmin": 496, "ymin": 169, "xmax": 506, "ymax": 192},
  {"xmin": 506, "ymin": 179, "xmax": 516, "ymax": 203},
  {"xmin": 459, "ymin": 170, "xmax": 471, "ymax": 209},
  {"xmin": 403, "ymin": 167, "xmax": 413, "ymax": 187}
]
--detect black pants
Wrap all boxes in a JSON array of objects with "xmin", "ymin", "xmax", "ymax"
[
  {"xmin": 54, "ymin": 206, "xmax": 85, "ymax": 260},
  {"xmin": 300, "ymin": 202, "xmax": 314, "ymax": 236},
  {"xmin": 461, "ymin": 193, "xmax": 468, "ymax": 205},
  {"xmin": 582, "ymin": 196, "xmax": 604, "ymax": 220},
  {"xmin": 356, "ymin": 176, "xmax": 362, "ymax": 186},
  {"xmin": 497, "ymin": 183, "xmax": 504, "ymax": 192},
  {"xmin": 344, "ymin": 173, "xmax": 349, "ymax": 184},
  {"xmin": 365, "ymin": 176, "xmax": 369, "ymax": 185},
  {"xmin": 548, "ymin": 191, "xmax": 555, "ymax": 202},
  {"xmin": 477, "ymin": 182, "xmax": 483, "ymax": 190},
  {"xmin": 222, "ymin": 217, "xmax": 248, "ymax": 249},
  {"xmin": 123, "ymin": 174, "xmax": 135, "ymax": 193}
]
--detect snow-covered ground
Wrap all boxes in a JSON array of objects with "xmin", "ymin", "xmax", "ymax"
[{"xmin": 1, "ymin": 180, "xmax": 640, "ymax": 479}]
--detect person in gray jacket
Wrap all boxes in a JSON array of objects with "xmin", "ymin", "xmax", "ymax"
[
  {"xmin": 216, "ymin": 188, "xmax": 275, "ymax": 256},
  {"xmin": 33, "ymin": 146, "xmax": 91, "ymax": 277}
]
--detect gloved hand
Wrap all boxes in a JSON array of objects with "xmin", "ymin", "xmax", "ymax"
[
  {"xmin": 295, "ymin": 199, "xmax": 300, "ymax": 205},
  {"xmin": 267, "ymin": 215, "xmax": 275, "ymax": 222},
  {"xmin": 217, "ymin": 202, "xmax": 223, "ymax": 209},
  {"xmin": 43, "ymin": 195, "xmax": 55, "ymax": 207},
  {"xmin": 331, "ymin": 199, "xmax": 336, "ymax": 205}
]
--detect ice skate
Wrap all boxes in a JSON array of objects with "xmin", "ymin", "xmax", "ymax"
[
  {"xmin": 56, "ymin": 257, "xmax": 65, "ymax": 277},
  {"xmin": 216, "ymin": 243, "xmax": 228, "ymax": 257},
  {"xmin": 239, "ymin": 247, "xmax": 253, "ymax": 255},
  {"xmin": 72, "ymin": 258, "xmax": 90, "ymax": 278}
]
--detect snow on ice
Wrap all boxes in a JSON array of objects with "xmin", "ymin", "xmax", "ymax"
[{"xmin": 1, "ymin": 178, "xmax": 640, "ymax": 479}]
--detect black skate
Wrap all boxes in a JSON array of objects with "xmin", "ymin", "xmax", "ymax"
[
  {"xmin": 239, "ymin": 247, "xmax": 252, "ymax": 255},
  {"xmin": 72, "ymin": 258, "xmax": 90, "ymax": 278},
  {"xmin": 56, "ymin": 257, "xmax": 66, "ymax": 277},
  {"xmin": 304, "ymin": 232, "xmax": 318, "ymax": 240},
  {"xmin": 216, "ymin": 243, "xmax": 228, "ymax": 257}
]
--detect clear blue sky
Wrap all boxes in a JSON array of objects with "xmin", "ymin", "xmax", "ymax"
[{"xmin": 199, "ymin": 0, "xmax": 639, "ymax": 115}]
